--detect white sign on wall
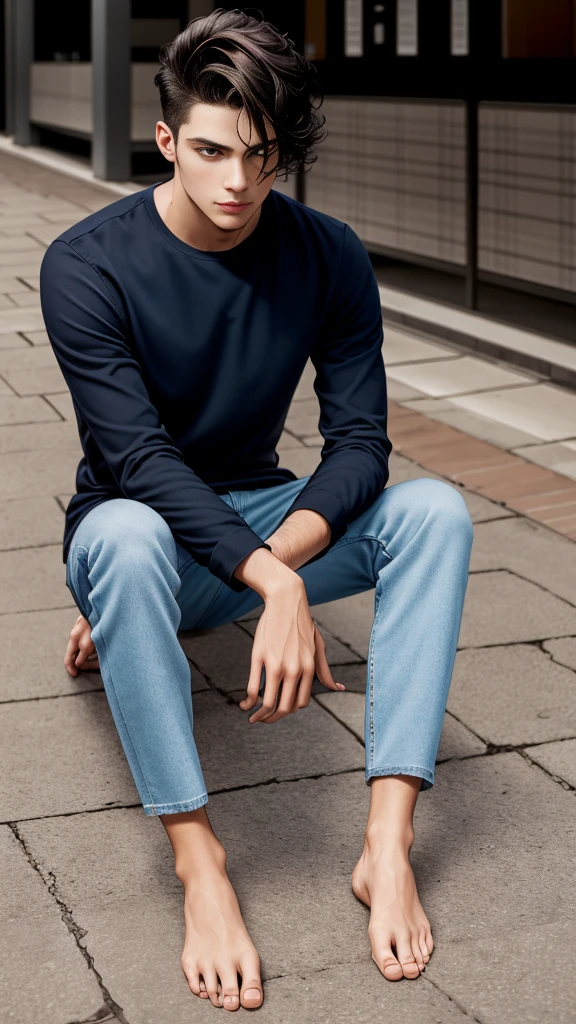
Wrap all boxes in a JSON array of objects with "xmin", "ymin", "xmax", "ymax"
[
  {"xmin": 451, "ymin": 0, "xmax": 469, "ymax": 55},
  {"xmin": 397, "ymin": 0, "xmax": 418, "ymax": 56},
  {"xmin": 345, "ymin": 0, "xmax": 363, "ymax": 57}
]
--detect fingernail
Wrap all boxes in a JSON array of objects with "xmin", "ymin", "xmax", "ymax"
[{"xmin": 336, "ymin": 683, "xmax": 346, "ymax": 690}]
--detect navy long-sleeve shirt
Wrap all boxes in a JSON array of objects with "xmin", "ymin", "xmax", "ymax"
[{"xmin": 40, "ymin": 183, "xmax": 391, "ymax": 592}]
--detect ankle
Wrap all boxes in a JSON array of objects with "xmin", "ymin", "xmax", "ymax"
[
  {"xmin": 175, "ymin": 837, "xmax": 227, "ymax": 885},
  {"xmin": 364, "ymin": 821, "xmax": 415, "ymax": 855}
]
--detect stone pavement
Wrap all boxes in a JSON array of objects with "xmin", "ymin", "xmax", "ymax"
[{"xmin": 1, "ymin": 150, "xmax": 576, "ymax": 1024}]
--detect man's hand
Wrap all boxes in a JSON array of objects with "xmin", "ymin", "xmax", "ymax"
[
  {"xmin": 234, "ymin": 538, "xmax": 345, "ymax": 725},
  {"xmin": 64, "ymin": 615, "xmax": 100, "ymax": 676}
]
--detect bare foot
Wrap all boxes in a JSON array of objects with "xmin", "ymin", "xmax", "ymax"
[
  {"xmin": 352, "ymin": 830, "xmax": 433, "ymax": 981},
  {"xmin": 178, "ymin": 849, "xmax": 263, "ymax": 1011}
]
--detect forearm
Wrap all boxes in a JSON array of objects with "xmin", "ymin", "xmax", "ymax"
[
  {"xmin": 232, "ymin": 509, "xmax": 331, "ymax": 595},
  {"xmin": 265, "ymin": 509, "xmax": 331, "ymax": 571}
]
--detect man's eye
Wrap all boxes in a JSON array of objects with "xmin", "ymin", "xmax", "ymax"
[{"xmin": 199, "ymin": 147, "xmax": 220, "ymax": 157}]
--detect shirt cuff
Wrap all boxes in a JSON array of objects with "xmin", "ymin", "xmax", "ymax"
[
  {"xmin": 209, "ymin": 525, "xmax": 272, "ymax": 592},
  {"xmin": 280, "ymin": 487, "xmax": 348, "ymax": 549}
]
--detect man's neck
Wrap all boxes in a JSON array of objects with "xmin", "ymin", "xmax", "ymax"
[{"xmin": 153, "ymin": 176, "xmax": 263, "ymax": 252}]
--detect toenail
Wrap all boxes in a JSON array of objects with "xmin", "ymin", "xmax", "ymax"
[
  {"xmin": 224, "ymin": 995, "xmax": 239, "ymax": 1004},
  {"xmin": 244, "ymin": 988, "xmax": 261, "ymax": 1000}
]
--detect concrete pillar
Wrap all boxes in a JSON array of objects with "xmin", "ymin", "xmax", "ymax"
[
  {"xmin": 92, "ymin": 0, "xmax": 131, "ymax": 181},
  {"xmin": 11, "ymin": 0, "xmax": 34, "ymax": 145}
]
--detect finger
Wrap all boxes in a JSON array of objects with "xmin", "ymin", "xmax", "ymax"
[
  {"xmin": 315, "ymin": 634, "xmax": 345, "ymax": 692},
  {"xmin": 293, "ymin": 665, "xmax": 315, "ymax": 711},
  {"xmin": 74, "ymin": 639, "xmax": 96, "ymax": 669},
  {"xmin": 259, "ymin": 674, "xmax": 300, "ymax": 724},
  {"xmin": 248, "ymin": 664, "xmax": 282, "ymax": 723},
  {"xmin": 239, "ymin": 653, "xmax": 264, "ymax": 711},
  {"xmin": 63, "ymin": 635, "xmax": 81, "ymax": 676}
]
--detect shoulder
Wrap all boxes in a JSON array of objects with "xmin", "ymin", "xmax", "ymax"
[
  {"xmin": 53, "ymin": 188, "xmax": 148, "ymax": 249},
  {"xmin": 269, "ymin": 189, "xmax": 368, "ymax": 272}
]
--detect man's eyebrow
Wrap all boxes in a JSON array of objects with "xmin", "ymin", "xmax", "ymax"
[{"xmin": 188, "ymin": 136, "xmax": 278, "ymax": 152}]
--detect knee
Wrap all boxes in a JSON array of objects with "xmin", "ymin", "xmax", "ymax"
[
  {"xmin": 400, "ymin": 478, "xmax": 473, "ymax": 547},
  {"xmin": 87, "ymin": 499, "xmax": 176, "ymax": 574}
]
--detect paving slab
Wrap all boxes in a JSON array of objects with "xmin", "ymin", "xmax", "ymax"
[
  {"xmin": 293, "ymin": 358, "xmax": 315, "ymax": 400},
  {"xmin": 0, "ymin": 307, "xmax": 45, "ymax": 333},
  {"xmin": 0, "ymin": 418, "xmax": 80, "ymax": 454},
  {"xmin": 513, "ymin": 440, "xmax": 576, "ymax": 481},
  {"xmin": 431, "ymin": 918, "xmax": 576, "ymax": 1024},
  {"xmin": 0, "ymin": 544, "xmax": 72, "ymax": 613},
  {"xmin": 21, "ymin": 327, "xmax": 49, "ymax": 345},
  {"xmin": 0, "ymin": 447, "xmax": 80, "ymax": 499},
  {"xmin": 311, "ymin": 590, "xmax": 375, "ymax": 660},
  {"xmin": 0, "ymin": 607, "xmax": 104, "ymax": 702},
  {"xmin": 285, "ymin": 396, "xmax": 321, "ymax": 437},
  {"xmin": 451, "ymin": 381, "xmax": 576, "ymax": 442},
  {"xmin": 0, "ymin": 364, "xmax": 65, "ymax": 396},
  {"xmin": 5, "ymin": 290, "xmax": 41, "ymax": 308},
  {"xmin": 0, "ymin": 692, "xmax": 139, "ymax": 820},
  {"xmin": 448, "ymin": 644, "xmax": 576, "ymax": 745},
  {"xmin": 386, "ymin": 377, "xmax": 427, "ymax": 401},
  {"xmin": 401, "ymin": 396, "xmax": 543, "ymax": 448},
  {"xmin": 277, "ymin": 444, "xmax": 321, "ymax": 478},
  {"xmin": 458, "ymin": 570, "xmax": 576, "ymax": 648},
  {"xmin": 387, "ymin": 355, "xmax": 531, "ymax": 397},
  {"xmin": 383, "ymin": 327, "xmax": 457, "ymax": 364},
  {"xmin": 0, "ymin": 825, "xmax": 103, "ymax": 1023},
  {"xmin": 258, "ymin": 965, "xmax": 470, "ymax": 1024},
  {"xmin": 388, "ymin": 451, "xmax": 514, "ymax": 522},
  {"xmin": 46, "ymin": 389, "xmax": 75, "ymax": 419},
  {"xmin": 470, "ymin": 516, "xmax": 576, "ymax": 604},
  {"xmin": 316, "ymin": 691, "xmax": 487, "ymax": 760},
  {"xmin": 0, "ymin": 494, "xmax": 65, "ymax": 548},
  {"xmin": 277, "ymin": 429, "xmax": 305, "ymax": 449},
  {"xmin": 0, "ymin": 392, "xmax": 60, "ymax": 425},
  {"xmin": 1, "ymin": 687, "xmax": 364, "ymax": 820},
  {"xmin": 0, "ymin": 331, "xmax": 28, "ymax": 349},
  {"xmin": 18, "ymin": 754, "xmax": 576, "ymax": 1024},
  {"xmin": 524, "ymin": 738, "xmax": 576, "ymax": 788},
  {"xmin": 543, "ymin": 636, "xmax": 576, "ymax": 671}
]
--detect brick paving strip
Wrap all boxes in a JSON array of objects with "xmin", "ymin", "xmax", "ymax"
[{"xmin": 389, "ymin": 400, "xmax": 576, "ymax": 542}]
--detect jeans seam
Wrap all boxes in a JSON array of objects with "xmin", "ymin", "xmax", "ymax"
[
  {"xmin": 88, "ymin": 577, "xmax": 156, "ymax": 810},
  {"xmin": 143, "ymin": 792, "xmax": 208, "ymax": 815}
]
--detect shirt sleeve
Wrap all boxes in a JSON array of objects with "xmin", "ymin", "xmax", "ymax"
[
  {"xmin": 279, "ymin": 223, "xmax": 392, "ymax": 556},
  {"xmin": 39, "ymin": 240, "xmax": 270, "ymax": 592}
]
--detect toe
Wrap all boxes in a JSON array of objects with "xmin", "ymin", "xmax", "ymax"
[
  {"xmin": 426, "ymin": 929, "xmax": 434, "ymax": 958},
  {"xmin": 395, "ymin": 932, "xmax": 421, "ymax": 979},
  {"xmin": 419, "ymin": 931, "xmax": 430, "ymax": 964},
  {"xmin": 198, "ymin": 980, "xmax": 209, "ymax": 999},
  {"xmin": 219, "ymin": 966, "xmax": 241, "ymax": 1012},
  {"xmin": 373, "ymin": 947, "xmax": 403, "ymax": 982},
  {"xmin": 200, "ymin": 968, "xmax": 221, "ymax": 1008},
  {"xmin": 411, "ymin": 934, "xmax": 425, "ymax": 971},
  {"xmin": 182, "ymin": 964, "xmax": 201, "ymax": 996},
  {"xmin": 239, "ymin": 951, "xmax": 263, "ymax": 1008}
]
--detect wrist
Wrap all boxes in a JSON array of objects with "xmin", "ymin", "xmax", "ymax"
[{"xmin": 233, "ymin": 544, "xmax": 300, "ymax": 599}]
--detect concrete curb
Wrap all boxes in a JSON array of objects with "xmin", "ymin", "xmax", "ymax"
[{"xmin": 380, "ymin": 285, "xmax": 576, "ymax": 390}]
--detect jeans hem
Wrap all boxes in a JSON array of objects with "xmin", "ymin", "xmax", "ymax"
[
  {"xmin": 366, "ymin": 765, "xmax": 434, "ymax": 791},
  {"xmin": 142, "ymin": 792, "xmax": 209, "ymax": 816}
]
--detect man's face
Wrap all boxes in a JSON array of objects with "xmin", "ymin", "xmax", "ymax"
[{"xmin": 159, "ymin": 103, "xmax": 278, "ymax": 229}]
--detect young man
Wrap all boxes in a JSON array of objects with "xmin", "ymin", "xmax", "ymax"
[{"xmin": 40, "ymin": 9, "xmax": 473, "ymax": 1012}]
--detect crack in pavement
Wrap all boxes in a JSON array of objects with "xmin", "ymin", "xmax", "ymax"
[{"xmin": 7, "ymin": 821, "xmax": 131, "ymax": 1024}]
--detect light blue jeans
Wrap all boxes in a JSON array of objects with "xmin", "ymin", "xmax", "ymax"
[{"xmin": 65, "ymin": 475, "xmax": 473, "ymax": 816}]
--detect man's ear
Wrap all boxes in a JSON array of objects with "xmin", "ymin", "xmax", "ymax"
[{"xmin": 156, "ymin": 121, "xmax": 176, "ymax": 163}]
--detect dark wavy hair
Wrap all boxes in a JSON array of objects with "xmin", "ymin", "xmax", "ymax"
[{"xmin": 154, "ymin": 8, "xmax": 326, "ymax": 180}]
